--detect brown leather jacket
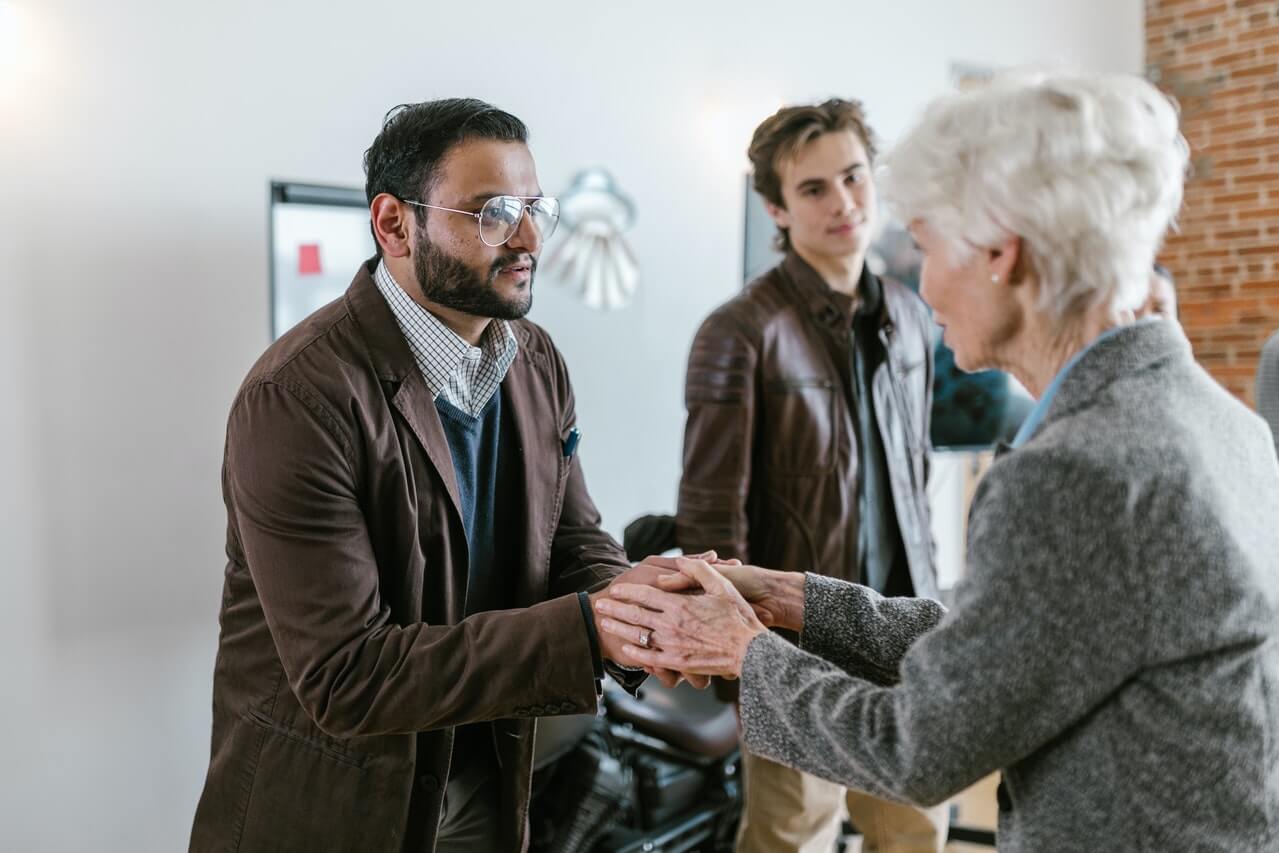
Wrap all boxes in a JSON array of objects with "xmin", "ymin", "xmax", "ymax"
[
  {"xmin": 190, "ymin": 260, "xmax": 628, "ymax": 853},
  {"xmin": 676, "ymin": 253, "xmax": 937, "ymax": 600}
]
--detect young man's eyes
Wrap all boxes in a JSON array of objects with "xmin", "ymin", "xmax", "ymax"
[{"xmin": 799, "ymin": 172, "xmax": 865, "ymax": 197}]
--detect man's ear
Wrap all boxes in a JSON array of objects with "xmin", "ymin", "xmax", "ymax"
[
  {"xmin": 763, "ymin": 199, "xmax": 792, "ymax": 231},
  {"xmin": 371, "ymin": 193, "xmax": 415, "ymax": 259}
]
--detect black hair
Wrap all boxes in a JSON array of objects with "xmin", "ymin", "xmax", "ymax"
[{"xmin": 363, "ymin": 98, "xmax": 528, "ymax": 256}]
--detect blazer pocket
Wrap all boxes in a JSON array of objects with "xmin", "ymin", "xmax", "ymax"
[
  {"xmin": 245, "ymin": 707, "xmax": 368, "ymax": 770},
  {"xmin": 233, "ymin": 712, "xmax": 410, "ymax": 853},
  {"xmin": 556, "ymin": 426, "xmax": 579, "ymax": 480},
  {"xmin": 762, "ymin": 378, "xmax": 837, "ymax": 474}
]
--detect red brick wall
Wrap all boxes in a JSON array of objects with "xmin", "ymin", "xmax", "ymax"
[{"xmin": 1147, "ymin": 0, "xmax": 1279, "ymax": 404}]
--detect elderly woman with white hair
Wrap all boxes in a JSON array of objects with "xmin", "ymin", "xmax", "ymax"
[{"xmin": 597, "ymin": 72, "xmax": 1279, "ymax": 851}]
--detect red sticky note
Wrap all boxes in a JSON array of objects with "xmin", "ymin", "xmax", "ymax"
[{"xmin": 298, "ymin": 243, "xmax": 322, "ymax": 275}]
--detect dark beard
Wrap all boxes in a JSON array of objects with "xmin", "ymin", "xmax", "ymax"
[{"xmin": 413, "ymin": 233, "xmax": 535, "ymax": 320}]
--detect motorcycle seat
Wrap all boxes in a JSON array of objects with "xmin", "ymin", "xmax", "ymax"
[{"xmin": 605, "ymin": 680, "xmax": 739, "ymax": 760}]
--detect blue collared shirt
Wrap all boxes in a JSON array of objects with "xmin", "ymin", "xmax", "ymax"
[{"xmin": 1011, "ymin": 323, "xmax": 1140, "ymax": 448}]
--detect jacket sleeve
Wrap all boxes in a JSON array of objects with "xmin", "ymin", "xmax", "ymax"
[
  {"xmin": 544, "ymin": 342, "xmax": 632, "ymax": 599},
  {"xmin": 541, "ymin": 341, "xmax": 648, "ymax": 693},
  {"xmin": 737, "ymin": 450, "xmax": 1151, "ymax": 806},
  {"xmin": 226, "ymin": 379, "xmax": 600, "ymax": 739},
  {"xmin": 798, "ymin": 574, "xmax": 947, "ymax": 685},
  {"xmin": 675, "ymin": 306, "xmax": 759, "ymax": 561}
]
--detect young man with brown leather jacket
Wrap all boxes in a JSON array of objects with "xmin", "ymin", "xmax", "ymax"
[{"xmin": 676, "ymin": 99, "xmax": 948, "ymax": 853}]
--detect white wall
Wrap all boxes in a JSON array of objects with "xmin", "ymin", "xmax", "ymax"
[{"xmin": 0, "ymin": 0, "xmax": 1141, "ymax": 848}]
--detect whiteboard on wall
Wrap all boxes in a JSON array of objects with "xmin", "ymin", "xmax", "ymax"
[{"xmin": 269, "ymin": 181, "xmax": 375, "ymax": 341}]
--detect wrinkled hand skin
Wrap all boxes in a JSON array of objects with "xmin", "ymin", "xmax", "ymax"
[
  {"xmin": 591, "ymin": 553, "xmax": 722, "ymax": 689},
  {"xmin": 649, "ymin": 556, "xmax": 804, "ymax": 632},
  {"xmin": 594, "ymin": 557, "xmax": 768, "ymax": 680}
]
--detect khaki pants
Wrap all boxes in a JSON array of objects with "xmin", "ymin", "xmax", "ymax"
[{"xmin": 735, "ymin": 747, "xmax": 949, "ymax": 853}]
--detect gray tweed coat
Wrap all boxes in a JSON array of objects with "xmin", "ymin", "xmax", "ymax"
[{"xmin": 740, "ymin": 320, "xmax": 1279, "ymax": 852}]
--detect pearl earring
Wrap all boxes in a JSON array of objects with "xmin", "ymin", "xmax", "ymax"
[{"xmin": 991, "ymin": 274, "xmax": 1000, "ymax": 284}]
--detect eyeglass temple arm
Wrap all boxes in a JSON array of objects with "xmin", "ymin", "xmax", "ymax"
[{"xmin": 401, "ymin": 199, "xmax": 481, "ymax": 220}]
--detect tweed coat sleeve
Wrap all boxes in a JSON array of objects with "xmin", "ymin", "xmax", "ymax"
[
  {"xmin": 738, "ymin": 447, "xmax": 1151, "ymax": 806},
  {"xmin": 796, "ymin": 574, "xmax": 947, "ymax": 686}
]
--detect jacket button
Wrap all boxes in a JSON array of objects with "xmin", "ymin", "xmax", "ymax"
[{"xmin": 996, "ymin": 781, "xmax": 1012, "ymax": 812}]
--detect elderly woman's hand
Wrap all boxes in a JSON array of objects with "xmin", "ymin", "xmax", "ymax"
[
  {"xmin": 641, "ymin": 555, "xmax": 806, "ymax": 632},
  {"xmin": 593, "ymin": 557, "xmax": 768, "ymax": 679},
  {"xmin": 593, "ymin": 553, "xmax": 720, "ymax": 690}
]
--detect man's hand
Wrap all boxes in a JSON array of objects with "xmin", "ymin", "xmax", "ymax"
[
  {"xmin": 593, "ymin": 557, "xmax": 769, "ymax": 679},
  {"xmin": 589, "ymin": 554, "xmax": 717, "ymax": 689},
  {"xmin": 642, "ymin": 555, "xmax": 806, "ymax": 632}
]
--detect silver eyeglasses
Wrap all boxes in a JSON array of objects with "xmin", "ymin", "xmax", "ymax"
[{"xmin": 401, "ymin": 195, "xmax": 561, "ymax": 247}]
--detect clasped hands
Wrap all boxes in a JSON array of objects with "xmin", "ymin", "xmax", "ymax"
[{"xmin": 589, "ymin": 553, "xmax": 805, "ymax": 689}]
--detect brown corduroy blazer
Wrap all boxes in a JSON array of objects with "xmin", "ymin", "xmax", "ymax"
[{"xmin": 190, "ymin": 259, "xmax": 629, "ymax": 853}]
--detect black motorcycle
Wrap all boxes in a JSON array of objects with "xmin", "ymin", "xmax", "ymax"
[
  {"xmin": 528, "ymin": 515, "xmax": 996, "ymax": 852},
  {"xmin": 528, "ymin": 514, "xmax": 742, "ymax": 852},
  {"xmin": 528, "ymin": 678, "xmax": 742, "ymax": 853}
]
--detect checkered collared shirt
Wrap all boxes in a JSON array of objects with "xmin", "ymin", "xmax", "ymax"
[{"xmin": 374, "ymin": 260, "xmax": 518, "ymax": 417}]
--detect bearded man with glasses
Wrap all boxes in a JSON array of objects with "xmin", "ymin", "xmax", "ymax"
[{"xmin": 191, "ymin": 98, "xmax": 664, "ymax": 853}]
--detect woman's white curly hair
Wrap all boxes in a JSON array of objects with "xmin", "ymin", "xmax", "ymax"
[{"xmin": 879, "ymin": 71, "xmax": 1190, "ymax": 321}]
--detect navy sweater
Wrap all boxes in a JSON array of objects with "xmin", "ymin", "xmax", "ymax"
[{"xmin": 434, "ymin": 393, "xmax": 506, "ymax": 616}]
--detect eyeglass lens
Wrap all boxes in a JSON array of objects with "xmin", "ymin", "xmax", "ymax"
[{"xmin": 477, "ymin": 196, "xmax": 560, "ymax": 246}]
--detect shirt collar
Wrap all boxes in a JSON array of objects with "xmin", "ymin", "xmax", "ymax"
[
  {"xmin": 1010, "ymin": 322, "xmax": 1140, "ymax": 448},
  {"xmin": 373, "ymin": 259, "xmax": 518, "ymax": 400}
]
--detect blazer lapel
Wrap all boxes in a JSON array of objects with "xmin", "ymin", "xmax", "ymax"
[
  {"xmin": 392, "ymin": 370, "xmax": 463, "ymax": 522},
  {"xmin": 501, "ymin": 329, "xmax": 560, "ymax": 607},
  {"xmin": 344, "ymin": 260, "xmax": 463, "ymax": 523}
]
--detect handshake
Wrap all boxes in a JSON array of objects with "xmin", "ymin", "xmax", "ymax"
[{"xmin": 588, "ymin": 553, "xmax": 807, "ymax": 689}]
